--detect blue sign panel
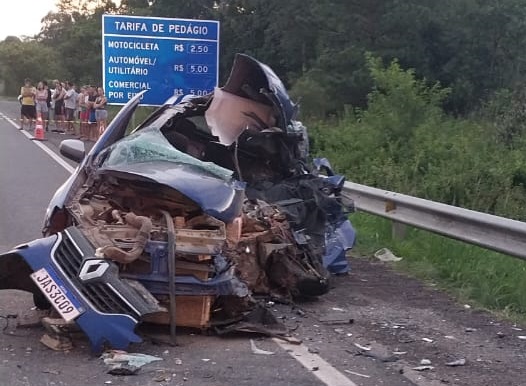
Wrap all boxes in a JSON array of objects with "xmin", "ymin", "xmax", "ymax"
[{"xmin": 102, "ymin": 15, "xmax": 219, "ymax": 106}]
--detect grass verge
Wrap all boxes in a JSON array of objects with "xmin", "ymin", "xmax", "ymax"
[{"xmin": 349, "ymin": 212, "xmax": 526, "ymax": 323}]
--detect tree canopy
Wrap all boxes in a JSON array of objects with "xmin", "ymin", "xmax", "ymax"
[{"xmin": 1, "ymin": 0, "xmax": 526, "ymax": 116}]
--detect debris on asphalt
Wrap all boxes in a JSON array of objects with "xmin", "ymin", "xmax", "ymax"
[
  {"xmin": 392, "ymin": 351, "xmax": 407, "ymax": 355},
  {"xmin": 41, "ymin": 316, "xmax": 81, "ymax": 334},
  {"xmin": 175, "ymin": 358, "xmax": 183, "ymax": 365},
  {"xmin": 421, "ymin": 337, "xmax": 434, "ymax": 343},
  {"xmin": 39, "ymin": 333, "xmax": 73, "ymax": 352},
  {"xmin": 397, "ymin": 333, "xmax": 415, "ymax": 343},
  {"xmin": 353, "ymin": 342, "xmax": 372, "ymax": 351},
  {"xmin": 374, "ymin": 248, "xmax": 402, "ymax": 262},
  {"xmin": 356, "ymin": 350, "xmax": 400, "ymax": 363},
  {"xmin": 273, "ymin": 335, "xmax": 302, "ymax": 345},
  {"xmin": 319, "ymin": 313, "xmax": 354, "ymax": 325},
  {"xmin": 250, "ymin": 339, "xmax": 275, "ymax": 355},
  {"xmin": 412, "ymin": 365, "xmax": 434, "ymax": 371},
  {"xmin": 444, "ymin": 335, "xmax": 456, "ymax": 340},
  {"xmin": 153, "ymin": 371, "xmax": 171, "ymax": 382},
  {"xmin": 511, "ymin": 326, "xmax": 523, "ymax": 331},
  {"xmin": 446, "ymin": 358, "xmax": 467, "ymax": 367},
  {"xmin": 496, "ymin": 331, "xmax": 506, "ymax": 338},
  {"xmin": 463, "ymin": 304, "xmax": 471, "ymax": 309},
  {"xmin": 517, "ymin": 336, "xmax": 526, "ymax": 340},
  {"xmin": 295, "ymin": 309, "xmax": 306, "ymax": 317},
  {"xmin": 42, "ymin": 369, "xmax": 61, "ymax": 375},
  {"xmin": 420, "ymin": 359, "xmax": 432, "ymax": 365},
  {"xmin": 331, "ymin": 307, "xmax": 346, "ymax": 312},
  {"xmin": 16, "ymin": 309, "xmax": 50, "ymax": 328},
  {"xmin": 465, "ymin": 327, "xmax": 477, "ymax": 332},
  {"xmin": 101, "ymin": 350, "xmax": 163, "ymax": 376},
  {"xmin": 307, "ymin": 347, "xmax": 320, "ymax": 354},
  {"xmin": 344, "ymin": 369, "xmax": 371, "ymax": 378}
]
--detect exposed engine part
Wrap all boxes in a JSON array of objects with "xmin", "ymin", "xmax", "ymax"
[{"xmin": 97, "ymin": 213, "xmax": 152, "ymax": 264}]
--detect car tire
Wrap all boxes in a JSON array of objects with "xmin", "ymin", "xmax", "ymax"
[{"xmin": 33, "ymin": 292, "xmax": 51, "ymax": 310}]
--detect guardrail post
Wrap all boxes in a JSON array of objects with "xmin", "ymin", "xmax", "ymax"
[{"xmin": 391, "ymin": 221, "xmax": 407, "ymax": 239}]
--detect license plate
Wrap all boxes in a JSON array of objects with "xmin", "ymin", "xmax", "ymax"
[{"xmin": 30, "ymin": 268, "xmax": 82, "ymax": 322}]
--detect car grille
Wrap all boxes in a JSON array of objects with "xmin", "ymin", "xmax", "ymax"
[{"xmin": 53, "ymin": 229, "xmax": 140, "ymax": 319}]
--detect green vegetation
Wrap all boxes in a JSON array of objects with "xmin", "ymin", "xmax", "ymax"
[
  {"xmin": 1, "ymin": 0, "xmax": 525, "ymax": 316},
  {"xmin": 310, "ymin": 56, "xmax": 526, "ymax": 221},
  {"xmin": 307, "ymin": 55, "xmax": 526, "ymax": 318}
]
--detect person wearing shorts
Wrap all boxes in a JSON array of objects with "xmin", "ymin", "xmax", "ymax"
[
  {"xmin": 35, "ymin": 81, "xmax": 49, "ymax": 123},
  {"xmin": 94, "ymin": 86, "xmax": 108, "ymax": 138},
  {"xmin": 20, "ymin": 78, "xmax": 36, "ymax": 130},
  {"xmin": 64, "ymin": 81, "xmax": 78, "ymax": 134}
]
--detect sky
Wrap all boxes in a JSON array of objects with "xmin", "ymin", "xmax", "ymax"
[{"xmin": 0, "ymin": 0, "xmax": 58, "ymax": 41}]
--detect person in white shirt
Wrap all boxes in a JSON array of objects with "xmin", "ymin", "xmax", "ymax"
[{"xmin": 63, "ymin": 81, "xmax": 78, "ymax": 134}]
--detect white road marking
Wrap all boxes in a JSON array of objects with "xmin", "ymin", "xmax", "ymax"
[
  {"xmin": 273, "ymin": 339, "xmax": 359, "ymax": 386},
  {"xmin": 1, "ymin": 112, "xmax": 76, "ymax": 174}
]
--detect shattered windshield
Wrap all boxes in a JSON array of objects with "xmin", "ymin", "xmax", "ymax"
[{"xmin": 101, "ymin": 127, "xmax": 233, "ymax": 181}]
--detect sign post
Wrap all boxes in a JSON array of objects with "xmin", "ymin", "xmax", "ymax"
[{"xmin": 102, "ymin": 15, "xmax": 219, "ymax": 106}]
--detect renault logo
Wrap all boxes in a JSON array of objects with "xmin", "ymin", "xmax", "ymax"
[{"xmin": 78, "ymin": 259, "xmax": 110, "ymax": 282}]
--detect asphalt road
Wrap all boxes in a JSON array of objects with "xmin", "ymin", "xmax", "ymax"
[{"xmin": 1, "ymin": 99, "xmax": 523, "ymax": 386}]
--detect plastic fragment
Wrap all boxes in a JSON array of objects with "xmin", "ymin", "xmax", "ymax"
[
  {"xmin": 420, "ymin": 359, "xmax": 432, "ymax": 365},
  {"xmin": 374, "ymin": 248, "xmax": 402, "ymax": 262},
  {"xmin": 421, "ymin": 338, "xmax": 434, "ymax": 343},
  {"xmin": 412, "ymin": 365, "xmax": 434, "ymax": 371},
  {"xmin": 344, "ymin": 369, "xmax": 371, "ymax": 378},
  {"xmin": 250, "ymin": 339, "xmax": 275, "ymax": 355},
  {"xmin": 353, "ymin": 342, "xmax": 371, "ymax": 351},
  {"xmin": 101, "ymin": 350, "xmax": 162, "ymax": 375},
  {"xmin": 446, "ymin": 358, "xmax": 466, "ymax": 367}
]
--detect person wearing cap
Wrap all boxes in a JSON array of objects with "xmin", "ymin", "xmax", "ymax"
[{"xmin": 19, "ymin": 78, "xmax": 36, "ymax": 130}]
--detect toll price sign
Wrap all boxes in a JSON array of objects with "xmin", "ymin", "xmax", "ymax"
[{"xmin": 102, "ymin": 14, "xmax": 219, "ymax": 106}]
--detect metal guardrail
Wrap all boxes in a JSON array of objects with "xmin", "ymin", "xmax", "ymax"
[{"xmin": 343, "ymin": 181, "xmax": 526, "ymax": 261}]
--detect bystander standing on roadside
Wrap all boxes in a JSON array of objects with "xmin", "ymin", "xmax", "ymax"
[
  {"xmin": 48, "ymin": 83, "xmax": 55, "ymax": 130},
  {"xmin": 34, "ymin": 81, "xmax": 49, "ymax": 124},
  {"xmin": 64, "ymin": 81, "xmax": 78, "ymax": 135},
  {"xmin": 94, "ymin": 86, "xmax": 108, "ymax": 137},
  {"xmin": 87, "ymin": 85, "xmax": 98, "ymax": 141},
  {"xmin": 52, "ymin": 80, "xmax": 65, "ymax": 132},
  {"xmin": 77, "ymin": 85, "xmax": 89, "ymax": 140},
  {"xmin": 19, "ymin": 78, "xmax": 36, "ymax": 130},
  {"xmin": 43, "ymin": 80, "xmax": 52, "ymax": 131}
]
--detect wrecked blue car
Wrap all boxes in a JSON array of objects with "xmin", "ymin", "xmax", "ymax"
[{"xmin": 0, "ymin": 54, "xmax": 355, "ymax": 352}]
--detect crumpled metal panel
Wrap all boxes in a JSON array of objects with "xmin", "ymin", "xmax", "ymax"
[{"xmin": 2, "ymin": 235, "xmax": 142, "ymax": 352}]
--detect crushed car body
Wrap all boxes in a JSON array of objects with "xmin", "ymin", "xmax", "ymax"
[{"xmin": 0, "ymin": 53, "xmax": 356, "ymax": 352}]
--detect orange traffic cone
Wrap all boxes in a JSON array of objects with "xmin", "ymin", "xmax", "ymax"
[{"xmin": 32, "ymin": 117, "xmax": 46, "ymax": 141}]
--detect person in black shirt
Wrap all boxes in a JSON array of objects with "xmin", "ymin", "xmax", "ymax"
[{"xmin": 42, "ymin": 80, "xmax": 52, "ymax": 131}]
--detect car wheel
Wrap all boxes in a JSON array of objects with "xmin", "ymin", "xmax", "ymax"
[{"xmin": 33, "ymin": 292, "xmax": 51, "ymax": 310}]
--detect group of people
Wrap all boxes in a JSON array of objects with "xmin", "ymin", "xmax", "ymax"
[{"xmin": 19, "ymin": 78, "xmax": 108, "ymax": 142}]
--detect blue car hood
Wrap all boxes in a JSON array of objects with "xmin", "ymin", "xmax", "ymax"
[{"xmin": 98, "ymin": 161, "xmax": 245, "ymax": 222}]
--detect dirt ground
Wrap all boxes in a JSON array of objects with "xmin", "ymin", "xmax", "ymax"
[{"xmin": 272, "ymin": 255, "xmax": 526, "ymax": 386}]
